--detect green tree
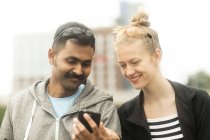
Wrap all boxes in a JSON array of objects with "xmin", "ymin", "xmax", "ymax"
[
  {"xmin": 0, "ymin": 106, "xmax": 6, "ymax": 125},
  {"xmin": 187, "ymin": 71, "xmax": 210, "ymax": 90}
]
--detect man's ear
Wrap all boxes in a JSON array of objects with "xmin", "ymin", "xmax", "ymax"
[{"xmin": 48, "ymin": 48, "xmax": 56, "ymax": 65}]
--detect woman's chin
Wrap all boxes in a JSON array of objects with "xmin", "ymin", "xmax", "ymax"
[
  {"xmin": 131, "ymin": 84, "xmax": 142, "ymax": 90},
  {"xmin": 131, "ymin": 81, "xmax": 146, "ymax": 90}
]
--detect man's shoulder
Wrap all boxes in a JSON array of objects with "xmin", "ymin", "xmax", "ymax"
[
  {"xmin": 85, "ymin": 80, "xmax": 113, "ymax": 97},
  {"xmin": 8, "ymin": 80, "xmax": 44, "ymax": 106},
  {"xmin": 11, "ymin": 88, "xmax": 30, "ymax": 100}
]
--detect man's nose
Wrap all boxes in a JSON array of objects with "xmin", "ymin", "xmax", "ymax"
[{"xmin": 73, "ymin": 63, "xmax": 83, "ymax": 75}]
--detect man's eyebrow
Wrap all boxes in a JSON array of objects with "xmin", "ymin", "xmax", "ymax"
[
  {"xmin": 67, "ymin": 56, "xmax": 79, "ymax": 60},
  {"xmin": 67, "ymin": 56, "xmax": 92, "ymax": 62}
]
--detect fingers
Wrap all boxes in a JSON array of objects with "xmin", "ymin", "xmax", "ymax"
[
  {"xmin": 104, "ymin": 127, "xmax": 120, "ymax": 140},
  {"xmin": 72, "ymin": 118, "xmax": 90, "ymax": 140},
  {"xmin": 83, "ymin": 113, "xmax": 107, "ymax": 139},
  {"xmin": 99, "ymin": 122, "xmax": 109, "ymax": 137},
  {"xmin": 71, "ymin": 133, "xmax": 79, "ymax": 140},
  {"xmin": 83, "ymin": 113, "xmax": 99, "ymax": 133},
  {"xmin": 72, "ymin": 113, "xmax": 113, "ymax": 140}
]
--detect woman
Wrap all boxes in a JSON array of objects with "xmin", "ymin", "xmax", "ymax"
[
  {"xmin": 72, "ymin": 11, "xmax": 210, "ymax": 140},
  {"xmin": 114, "ymin": 11, "xmax": 210, "ymax": 140}
]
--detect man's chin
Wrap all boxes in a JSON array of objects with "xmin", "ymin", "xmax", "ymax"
[
  {"xmin": 64, "ymin": 83, "xmax": 80, "ymax": 92},
  {"xmin": 70, "ymin": 79, "xmax": 86, "ymax": 86},
  {"xmin": 64, "ymin": 78, "xmax": 86, "ymax": 88}
]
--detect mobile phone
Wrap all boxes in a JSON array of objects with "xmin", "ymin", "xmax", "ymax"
[{"xmin": 78, "ymin": 111, "xmax": 101, "ymax": 133}]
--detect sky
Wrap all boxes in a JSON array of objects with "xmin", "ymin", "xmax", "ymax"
[{"xmin": 0, "ymin": 0, "xmax": 210, "ymax": 98}]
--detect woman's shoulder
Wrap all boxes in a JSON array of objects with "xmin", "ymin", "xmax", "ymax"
[
  {"xmin": 169, "ymin": 80, "xmax": 209, "ymax": 101},
  {"xmin": 117, "ymin": 95, "xmax": 139, "ymax": 114}
]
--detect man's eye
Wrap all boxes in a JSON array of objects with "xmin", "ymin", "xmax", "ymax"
[
  {"xmin": 67, "ymin": 59, "xmax": 77, "ymax": 64},
  {"xmin": 82, "ymin": 62, "xmax": 91, "ymax": 67}
]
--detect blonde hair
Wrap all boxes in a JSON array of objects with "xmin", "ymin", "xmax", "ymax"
[{"xmin": 113, "ymin": 11, "xmax": 161, "ymax": 54}]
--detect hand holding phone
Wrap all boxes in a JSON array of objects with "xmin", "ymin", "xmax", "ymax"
[{"xmin": 78, "ymin": 111, "xmax": 101, "ymax": 133}]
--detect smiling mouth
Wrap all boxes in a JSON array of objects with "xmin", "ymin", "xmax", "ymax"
[
  {"xmin": 130, "ymin": 76, "xmax": 139, "ymax": 83},
  {"xmin": 129, "ymin": 74, "xmax": 142, "ymax": 83}
]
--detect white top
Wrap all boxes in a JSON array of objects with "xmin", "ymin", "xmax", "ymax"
[
  {"xmin": 48, "ymin": 84, "xmax": 85, "ymax": 118},
  {"xmin": 147, "ymin": 114, "xmax": 184, "ymax": 140}
]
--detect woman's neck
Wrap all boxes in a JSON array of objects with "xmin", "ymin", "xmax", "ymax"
[
  {"xmin": 142, "ymin": 77, "xmax": 174, "ymax": 102},
  {"xmin": 142, "ymin": 77, "xmax": 177, "ymax": 118}
]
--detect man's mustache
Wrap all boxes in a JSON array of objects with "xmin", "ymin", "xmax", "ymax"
[{"xmin": 66, "ymin": 71, "xmax": 85, "ymax": 80}]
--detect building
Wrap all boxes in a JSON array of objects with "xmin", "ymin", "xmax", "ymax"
[
  {"xmin": 13, "ymin": 33, "xmax": 52, "ymax": 93},
  {"xmin": 12, "ymin": 1, "xmax": 144, "ymax": 104},
  {"xmin": 12, "ymin": 28, "xmax": 137, "ymax": 105}
]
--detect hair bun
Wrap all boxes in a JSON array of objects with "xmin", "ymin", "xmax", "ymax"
[{"xmin": 129, "ymin": 11, "xmax": 150, "ymax": 27}]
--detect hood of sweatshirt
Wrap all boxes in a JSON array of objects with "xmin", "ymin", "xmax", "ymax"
[
  {"xmin": 0, "ymin": 77, "xmax": 119, "ymax": 140},
  {"xmin": 20, "ymin": 78, "xmax": 114, "ymax": 140},
  {"xmin": 27, "ymin": 78, "xmax": 113, "ymax": 116}
]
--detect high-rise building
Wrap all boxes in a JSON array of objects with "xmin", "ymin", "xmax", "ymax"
[{"xmin": 116, "ymin": 1, "xmax": 145, "ymax": 25}]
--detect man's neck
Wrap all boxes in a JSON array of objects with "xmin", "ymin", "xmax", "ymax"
[{"xmin": 47, "ymin": 82, "xmax": 77, "ymax": 98}]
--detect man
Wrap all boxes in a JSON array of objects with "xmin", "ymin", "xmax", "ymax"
[{"xmin": 0, "ymin": 22, "xmax": 121, "ymax": 140}]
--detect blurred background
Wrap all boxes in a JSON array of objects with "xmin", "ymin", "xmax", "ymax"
[{"xmin": 0, "ymin": 0, "xmax": 210, "ymax": 124}]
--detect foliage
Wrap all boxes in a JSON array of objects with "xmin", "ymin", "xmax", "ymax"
[
  {"xmin": 0, "ymin": 106, "xmax": 6, "ymax": 125},
  {"xmin": 187, "ymin": 71, "xmax": 210, "ymax": 91}
]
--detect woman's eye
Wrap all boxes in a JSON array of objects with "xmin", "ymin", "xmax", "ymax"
[
  {"xmin": 132, "ymin": 61, "xmax": 139, "ymax": 65},
  {"xmin": 120, "ymin": 64, "xmax": 126, "ymax": 69}
]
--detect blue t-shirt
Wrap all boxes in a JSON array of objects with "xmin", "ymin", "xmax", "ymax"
[{"xmin": 48, "ymin": 84, "xmax": 85, "ymax": 118}]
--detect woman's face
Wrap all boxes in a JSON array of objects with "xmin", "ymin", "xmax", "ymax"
[{"xmin": 115, "ymin": 41, "xmax": 160, "ymax": 90}]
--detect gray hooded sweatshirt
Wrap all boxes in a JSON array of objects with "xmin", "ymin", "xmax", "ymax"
[{"xmin": 0, "ymin": 78, "xmax": 121, "ymax": 140}]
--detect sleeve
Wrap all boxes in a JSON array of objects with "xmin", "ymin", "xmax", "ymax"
[
  {"xmin": 117, "ymin": 107, "xmax": 134, "ymax": 140},
  {"xmin": 99, "ymin": 99, "xmax": 122, "ymax": 138},
  {"xmin": 193, "ymin": 90, "xmax": 210, "ymax": 139},
  {"xmin": 0, "ymin": 101, "xmax": 14, "ymax": 140}
]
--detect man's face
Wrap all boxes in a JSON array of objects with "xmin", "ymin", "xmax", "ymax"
[{"xmin": 49, "ymin": 40, "xmax": 94, "ymax": 92}]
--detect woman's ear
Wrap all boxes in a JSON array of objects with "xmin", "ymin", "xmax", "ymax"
[{"xmin": 153, "ymin": 48, "xmax": 161, "ymax": 66}]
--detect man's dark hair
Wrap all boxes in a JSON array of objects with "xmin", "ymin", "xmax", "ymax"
[{"xmin": 52, "ymin": 22, "xmax": 95, "ymax": 52}]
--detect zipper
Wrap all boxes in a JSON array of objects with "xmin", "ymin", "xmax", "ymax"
[
  {"xmin": 39, "ymin": 106, "xmax": 60, "ymax": 139},
  {"xmin": 55, "ymin": 118, "xmax": 60, "ymax": 140}
]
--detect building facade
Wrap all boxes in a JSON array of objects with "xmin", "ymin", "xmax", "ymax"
[{"xmin": 12, "ymin": 28, "xmax": 137, "ymax": 105}]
